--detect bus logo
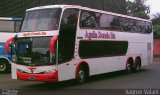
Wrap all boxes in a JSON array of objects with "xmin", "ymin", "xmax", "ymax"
[
  {"xmin": 28, "ymin": 67, "xmax": 37, "ymax": 73},
  {"xmin": 85, "ymin": 31, "xmax": 115, "ymax": 40},
  {"xmin": 23, "ymin": 32, "xmax": 46, "ymax": 37}
]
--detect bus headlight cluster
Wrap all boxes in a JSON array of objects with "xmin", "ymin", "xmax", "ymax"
[
  {"xmin": 17, "ymin": 69, "xmax": 23, "ymax": 73},
  {"xmin": 43, "ymin": 70, "xmax": 56, "ymax": 74}
]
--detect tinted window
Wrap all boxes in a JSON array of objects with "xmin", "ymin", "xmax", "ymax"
[
  {"xmin": 109, "ymin": 16, "xmax": 121, "ymax": 30},
  {"xmin": 14, "ymin": 37, "xmax": 54, "ymax": 66},
  {"xmin": 0, "ymin": 20, "xmax": 14, "ymax": 32},
  {"xmin": 79, "ymin": 40, "xmax": 128, "ymax": 58},
  {"xmin": 15, "ymin": 20, "xmax": 22, "ymax": 32},
  {"xmin": 21, "ymin": 8, "xmax": 62, "ymax": 32},
  {"xmin": 80, "ymin": 10, "xmax": 100, "ymax": 29},
  {"xmin": 145, "ymin": 22, "xmax": 152, "ymax": 33},
  {"xmin": 120, "ymin": 18, "xmax": 134, "ymax": 32},
  {"xmin": 80, "ymin": 10, "xmax": 152, "ymax": 33},
  {"xmin": 58, "ymin": 8, "xmax": 79, "ymax": 63}
]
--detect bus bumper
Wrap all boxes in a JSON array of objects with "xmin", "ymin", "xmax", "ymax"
[{"xmin": 16, "ymin": 70, "xmax": 58, "ymax": 82}]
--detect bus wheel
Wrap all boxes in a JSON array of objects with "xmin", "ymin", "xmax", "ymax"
[
  {"xmin": 135, "ymin": 58, "xmax": 141, "ymax": 72},
  {"xmin": 0, "ymin": 61, "xmax": 8, "ymax": 73},
  {"xmin": 126, "ymin": 60, "xmax": 133, "ymax": 74},
  {"xmin": 77, "ymin": 66, "xmax": 87, "ymax": 84}
]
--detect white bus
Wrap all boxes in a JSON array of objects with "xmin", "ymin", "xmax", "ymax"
[
  {"xmin": 7, "ymin": 5, "xmax": 153, "ymax": 83},
  {"xmin": 0, "ymin": 17, "xmax": 22, "ymax": 73}
]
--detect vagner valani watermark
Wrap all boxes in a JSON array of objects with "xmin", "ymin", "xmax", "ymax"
[
  {"xmin": 1, "ymin": 89, "xmax": 18, "ymax": 95},
  {"xmin": 125, "ymin": 89, "xmax": 159, "ymax": 95}
]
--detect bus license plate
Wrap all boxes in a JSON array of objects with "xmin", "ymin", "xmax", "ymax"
[{"xmin": 29, "ymin": 76, "xmax": 35, "ymax": 80}]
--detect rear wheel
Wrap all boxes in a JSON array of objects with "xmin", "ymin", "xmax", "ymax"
[
  {"xmin": 77, "ymin": 66, "xmax": 87, "ymax": 84},
  {"xmin": 0, "ymin": 61, "xmax": 8, "ymax": 73},
  {"xmin": 135, "ymin": 59, "xmax": 141, "ymax": 72}
]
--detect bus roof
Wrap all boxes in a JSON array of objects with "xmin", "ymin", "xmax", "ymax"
[
  {"xmin": 0, "ymin": 17, "xmax": 13, "ymax": 20},
  {"xmin": 0, "ymin": 17, "xmax": 22, "ymax": 21},
  {"xmin": 26, "ymin": 5, "xmax": 81, "ymax": 11},
  {"xmin": 26, "ymin": 5, "xmax": 151, "ymax": 22}
]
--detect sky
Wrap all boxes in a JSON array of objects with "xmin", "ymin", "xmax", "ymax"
[
  {"xmin": 129, "ymin": 0, "xmax": 160, "ymax": 18},
  {"xmin": 145, "ymin": 0, "xmax": 160, "ymax": 15}
]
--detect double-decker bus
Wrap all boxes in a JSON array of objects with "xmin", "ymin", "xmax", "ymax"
[
  {"xmin": 0, "ymin": 17, "xmax": 22, "ymax": 73},
  {"xmin": 6, "ymin": 5, "xmax": 153, "ymax": 83}
]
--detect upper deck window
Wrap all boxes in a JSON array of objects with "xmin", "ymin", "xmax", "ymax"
[
  {"xmin": 80, "ymin": 10, "xmax": 152, "ymax": 33},
  {"xmin": 80, "ymin": 10, "xmax": 100, "ymax": 29},
  {"xmin": 21, "ymin": 8, "xmax": 62, "ymax": 32}
]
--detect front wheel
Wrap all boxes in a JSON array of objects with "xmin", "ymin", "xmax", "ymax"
[
  {"xmin": 0, "ymin": 61, "xmax": 8, "ymax": 73},
  {"xmin": 77, "ymin": 66, "xmax": 87, "ymax": 84}
]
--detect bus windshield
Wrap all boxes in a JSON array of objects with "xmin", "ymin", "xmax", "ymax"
[
  {"xmin": 21, "ymin": 8, "xmax": 62, "ymax": 32},
  {"xmin": 13, "ymin": 37, "xmax": 56, "ymax": 66}
]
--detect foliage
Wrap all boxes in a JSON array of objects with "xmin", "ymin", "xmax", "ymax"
[
  {"xmin": 126, "ymin": 0, "xmax": 150, "ymax": 19},
  {"xmin": 152, "ymin": 13, "xmax": 160, "ymax": 25},
  {"xmin": 152, "ymin": 13, "xmax": 160, "ymax": 38}
]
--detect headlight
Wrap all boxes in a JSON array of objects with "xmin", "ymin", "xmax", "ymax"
[
  {"xmin": 17, "ymin": 69, "xmax": 23, "ymax": 72},
  {"xmin": 43, "ymin": 70, "xmax": 56, "ymax": 74}
]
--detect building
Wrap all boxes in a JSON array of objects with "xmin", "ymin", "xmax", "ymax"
[{"xmin": 0, "ymin": 0, "xmax": 126, "ymax": 17}]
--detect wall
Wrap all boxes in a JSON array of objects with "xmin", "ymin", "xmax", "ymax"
[
  {"xmin": 0, "ymin": 0, "xmax": 126, "ymax": 17},
  {"xmin": 154, "ymin": 39, "xmax": 160, "ymax": 56}
]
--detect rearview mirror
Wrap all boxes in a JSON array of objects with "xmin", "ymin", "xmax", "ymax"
[
  {"xmin": 5, "ymin": 37, "xmax": 15, "ymax": 54},
  {"xmin": 50, "ymin": 35, "xmax": 58, "ymax": 53}
]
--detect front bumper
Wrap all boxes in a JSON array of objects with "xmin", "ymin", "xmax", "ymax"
[{"xmin": 17, "ymin": 71, "xmax": 58, "ymax": 82}]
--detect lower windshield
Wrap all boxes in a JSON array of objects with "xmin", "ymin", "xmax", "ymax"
[
  {"xmin": 13, "ymin": 37, "xmax": 56, "ymax": 66},
  {"xmin": 21, "ymin": 8, "xmax": 62, "ymax": 32}
]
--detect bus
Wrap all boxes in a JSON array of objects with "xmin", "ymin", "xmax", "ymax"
[
  {"xmin": 0, "ymin": 17, "xmax": 22, "ymax": 73},
  {"xmin": 6, "ymin": 5, "xmax": 153, "ymax": 83}
]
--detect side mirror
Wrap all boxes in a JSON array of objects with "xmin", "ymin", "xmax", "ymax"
[
  {"xmin": 5, "ymin": 37, "xmax": 15, "ymax": 54},
  {"xmin": 50, "ymin": 35, "xmax": 58, "ymax": 53}
]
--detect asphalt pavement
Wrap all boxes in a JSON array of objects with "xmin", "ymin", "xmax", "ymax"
[{"xmin": 0, "ymin": 60, "xmax": 160, "ymax": 95}]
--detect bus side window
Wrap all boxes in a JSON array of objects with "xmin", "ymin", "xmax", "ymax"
[
  {"xmin": 80, "ymin": 10, "xmax": 100, "ymax": 29},
  {"xmin": 58, "ymin": 8, "xmax": 79, "ymax": 63},
  {"xmin": 15, "ymin": 21, "xmax": 22, "ymax": 32},
  {"xmin": 145, "ymin": 22, "xmax": 152, "ymax": 33}
]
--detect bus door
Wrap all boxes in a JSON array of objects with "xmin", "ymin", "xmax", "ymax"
[{"xmin": 57, "ymin": 8, "xmax": 79, "ymax": 81}]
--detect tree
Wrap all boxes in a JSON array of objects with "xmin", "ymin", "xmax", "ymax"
[
  {"xmin": 152, "ymin": 13, "xmax": 160, "ymax": 38},
  {"xmin": 126, "ymin": 0, "xmax": 150, "ymax": 19},
  {"xmin": 152, "ymin": 13, "xmax": 160, "ymax": 25}
]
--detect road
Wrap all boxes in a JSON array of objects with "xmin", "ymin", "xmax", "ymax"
[{"xmin": 0, "ymin": 61, "xmax": 160, "ymax": 95}]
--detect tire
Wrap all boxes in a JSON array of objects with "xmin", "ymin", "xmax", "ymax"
[
  {"xmin": 135, "ymin": 59, "xmax": 141, "ymax": 72},
  {"xmin": 0, "ymin": 61, "xmax": 8, "ymax": 73},
  {"xmin": 77, "ymin": 66, "xmax": 87, "ymax": 84},
  {"xmin": 126, "ymin": 63, "xmax": 132, "ymax": 74}
]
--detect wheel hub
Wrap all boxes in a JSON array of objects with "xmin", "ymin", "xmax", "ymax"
[
  {"xmin": 78, "ymin": 70, "xmax": 85, "ymax": 82},
  {"xmin": 79, "ymin": 70, "xmax": 84, "ymax": 79},
  {"xmin": 0, "ymin": 63, "xmax": 6, "ymax": 71},
  {"xmin": 0, "ymin": 64, "xmax": 4, "ymax": 69}
]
